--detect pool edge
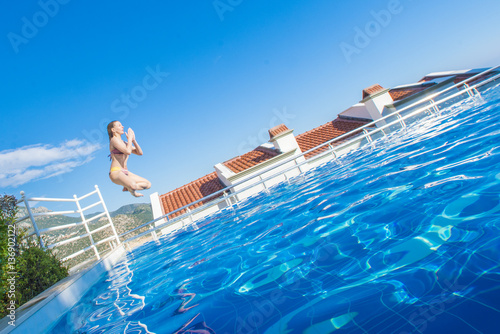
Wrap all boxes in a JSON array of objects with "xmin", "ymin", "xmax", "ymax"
[{"xmin": 0, "ymin": 245, "xmax": 127, "ymax": 334}]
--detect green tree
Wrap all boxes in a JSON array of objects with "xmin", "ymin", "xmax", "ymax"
[{"xmin": 1, "ymin": 195, "xmax": 68, "ymax": 318}]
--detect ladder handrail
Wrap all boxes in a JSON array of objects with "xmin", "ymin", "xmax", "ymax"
[{"xmin": 15, "ymin": 185, "xmax": 120, "ymax": 268}]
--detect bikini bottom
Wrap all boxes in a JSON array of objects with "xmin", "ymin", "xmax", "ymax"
[{"xmin": 109, "ymin": 167, "xmax": 129, "ymax": 176}]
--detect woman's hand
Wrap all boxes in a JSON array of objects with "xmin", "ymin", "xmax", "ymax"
[{"xmin": 126, "ymin": 128, "xmax": 135, "ymax": 141}]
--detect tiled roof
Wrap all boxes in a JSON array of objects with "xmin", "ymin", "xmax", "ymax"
[
  {"xmin": 159, "ymin": 172, "xmax": 224, "ymax": 218},
  {"xmin": 296, "ymin": 118, "xmax": 369, "ymax": 158},
  {"xmin": 269, "ymin": 124, "xmax": 290, "ymax": 139},
  {"xmin": 362, "ymin": 84, "xmax": 385, "ymax": 99},
  {"xmin": 389, "ymin": 85, "xmax": 432, "ymax": 101},
  {"xmin": 452, "ymin": 72, "xmax": 497, "ymax": 85},
  {"xmin": 419, "ymin": 73, "xmax": 461, "ymax": 82},
  {"xmin": 223, "ymin": 146, "xmax": 280, "ymax": 173},
  {"xmin": 389, "ymin": 70, "xmax": 497, "ymax": 102},
  {"xmin": 419, "ymin": 72, "xmax": 496, "ymax": 85}
]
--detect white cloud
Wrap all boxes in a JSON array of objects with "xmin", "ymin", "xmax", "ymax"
[{"xmin": 0, "ymin": 139, "xmax": 101, "ymax": 188}]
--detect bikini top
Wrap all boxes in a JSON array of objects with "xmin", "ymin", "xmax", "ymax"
[
  {"xmin": 109, "ymin": 142, "xmax": 127, "ymax": 159},
  {"xmin": 110, "ymin": 148, "xmax": 124, "ymax": 155}
]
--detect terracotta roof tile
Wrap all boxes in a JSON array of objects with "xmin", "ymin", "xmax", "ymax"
[
  {"xmin": 452, "ymin": 72, "xmax": 497, "ymax": 85},
  {"xmin": 389, "ymin": 87, "xmax": 424, "ymax": 101},
  {"xmin": 419, "ymin": 72, "xmax": 497, "ymax": 85},
  {"xmin": 388, "ymin": 82, "xmax": 436, "ymax": 101},
  {"xmin": 268, "ymin": 124, "xmax": 290, "ymax": 139},
  {"xmin": 223, "ymin": 146, "xmax": 280, "ymax": 173},
  {"xmin": 296, "ymin": 118, "xmax": 369, "ymax": 158},
  {"xmin": 362, "ymin": 84, "xmax": 385, "ymax": 99},
  {"xmin": 160, "ymin": 172, "xmax": 224, "ymax": 218}
]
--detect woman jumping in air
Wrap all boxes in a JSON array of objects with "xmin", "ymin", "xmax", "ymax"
[{"xmin": 107, "ymin": 121, "xmax": 151, "ymax": 197}]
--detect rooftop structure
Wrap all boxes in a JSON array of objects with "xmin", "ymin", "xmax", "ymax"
[
  {"xmin": 295, "ymin": 118, "xmax": 369, "ymax": 158},
  {"xmin": 159, "ymin": 172, "xmax": 224, "ymax": 219}
]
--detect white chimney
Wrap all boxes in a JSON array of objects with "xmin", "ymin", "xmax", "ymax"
[{"xmin": 268, "ymin": 124, "xmax": 301, "ymax": 153}]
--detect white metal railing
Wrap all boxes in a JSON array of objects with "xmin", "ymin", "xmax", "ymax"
[
  {"xmin": 15, "ymin": 66, "xmax": 499, "ymax": 264},
  {"xmin": 15, "ymin": 185, "xmax": 121, "ymax": 264},
  {"xmin": 120, "ymin": 66, "xmax": 500, "ymax": 244}
]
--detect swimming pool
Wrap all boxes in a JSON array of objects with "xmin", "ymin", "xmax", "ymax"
[{"xmin": 50, "ymin": 85, "xmax": 500, "ymax": 333}]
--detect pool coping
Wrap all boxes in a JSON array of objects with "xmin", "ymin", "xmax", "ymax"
[{"xmin": 0, "ymin": 245, "xmax": 126, "ymax": 334}]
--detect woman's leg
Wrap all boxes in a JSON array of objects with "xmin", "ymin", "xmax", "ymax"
[
  {"xmin": 109, "ymin": 171, "xmax": 146, "ymax": 197},
  {"xmin": 127, "ymin": 171, "xmax": 151, "ymax": 190}
]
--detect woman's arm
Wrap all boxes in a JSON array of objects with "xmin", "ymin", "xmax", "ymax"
[
  {"xmin": 132, "ymin": 139, "xmax": 143, "ymax": 156},
  {"xmin": 127, "ymin": 128, "xmax": 143, "ymax": 156},
  {"xmin": 111, "ymin": 131, "xmax": 134, "ymax": 155}
]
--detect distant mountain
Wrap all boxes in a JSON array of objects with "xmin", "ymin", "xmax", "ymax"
[
  {"xmin": 110, "ymin": 203, "xmax": 149, "ymax": 217},
  {"xmin": 16, "ymin": 206, "xmax": 80, "ymax": 230},
  {"xmin": 110, "ymin": 203, "xmax": 154, "ymax": 236},
  {"xmin": 16, "ymin": 203, "xmax": 153, "ymax": 229}
]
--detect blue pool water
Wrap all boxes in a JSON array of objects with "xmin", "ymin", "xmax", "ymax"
[{"xmin": 52, "ymin": 85, "xmax": 500, "ymax": 333}]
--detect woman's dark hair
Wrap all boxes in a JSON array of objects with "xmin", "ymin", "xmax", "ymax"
[{"xmin": 107, "ymin": 121, "xmax": 119, "ymax": 140}]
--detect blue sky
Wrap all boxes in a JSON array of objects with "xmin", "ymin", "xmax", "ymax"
[{"xmin": 1, "ymin": 0, "xmax": 499, "ymax": 212}]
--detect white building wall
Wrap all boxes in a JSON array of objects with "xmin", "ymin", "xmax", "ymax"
[
  {"xmin": 215, "ymin": 127, "xmax": 309, "ymax": 203},
  {"xmin": 227, "ymin": 155, "xmax": 306, "ymax": 201},
  {"xmin": 150, "ymin": 192, "xmax": 166, "ymax": 226},
  {"xmin": 340, "ymin": 91, "xmax": 394, "ymax": 127},
  {"xmin": 150, "ymin": 191, "xmax": 228, "ymax": 236},
  {"xmin": 305, "ymin": 139, "xmax": 365, "ymax": 169},
  {"xmin": 339, "ymin": 103, "xmax": 372, "ymax": 121}
]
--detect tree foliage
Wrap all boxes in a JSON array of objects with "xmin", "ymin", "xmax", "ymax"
[{"xmin": 0, "ymin": 194, "xmax": 68, "ymax": 318}]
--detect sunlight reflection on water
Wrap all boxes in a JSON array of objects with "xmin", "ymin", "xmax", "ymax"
[{"xmin": 51, "ymin": 85, "xmax": 500, "ymax": 333}]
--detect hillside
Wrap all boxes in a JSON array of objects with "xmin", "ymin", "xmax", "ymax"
[
  {"xmin": 16, "ymin": 203, "xmax": 152, "ymax": 230},
  {"xmin": 15, "ymin": 203, "xmax": 155, "ymax": 270}
]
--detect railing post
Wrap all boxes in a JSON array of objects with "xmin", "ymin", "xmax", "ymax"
[
  {"xmin": 473, "ymin": 87, "xmax": 481, "ymax": 97},
  {"xmin": 429, "ymin": 99, "xmax": 440, "ymax": 114},
  {"xmin": 259, "ymin": 175, "xmax": 267, "ymax": 190},
  {"xmin": 186, "ymin": 208, "xmax": 198, "ymax": 230},
  {"xmin": 328, "ymin": 143, "xmax": 338, "ymax": 158},
  {"xmin": 223, "ymin": 191, "xmax": 232, "ymax": 206},
  {"xmin": 74, "ymin": 194, "xmax": 100, "ymax": 260},
  {"xmin": 149, "ymin": 224, "xmax": 159, "ymax": 242},
  {"xmin": 362, "ymin": 129, "xmax": 373, "ymax": 143},
  {"xmin": 95, "ymin": 185, "xmax": 121, "ymax": 246},
  {"xmin": 21, "ymin": 191, "xmax": 45, "ymax": 249},
  {"xmin": 463, "ymin": 83, "xmax": 475, "ymax": 97},
  {"xmin": 186, "ymin": 207, "xmax": 193, "ymax": 223},
  {"xmin": 396, "ymin": 113, "xmax": 407, "ymax": 129},
  {"xmin": 294, "ymin": 159, "xmax": 303, "ymax": 173},
  {"xmin": 463, "ymin": 82, "xmax": 482, "ymax": 98}
]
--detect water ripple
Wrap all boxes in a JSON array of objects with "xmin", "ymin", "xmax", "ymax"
[{"xmin": 50, "ymin": 84, "xmax": 500, "ymax": 333}]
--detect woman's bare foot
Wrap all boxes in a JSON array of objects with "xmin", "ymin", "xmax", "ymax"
[{"xmin": 129, "ymin": 189, "xmax": 144, "ymax": 197}]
